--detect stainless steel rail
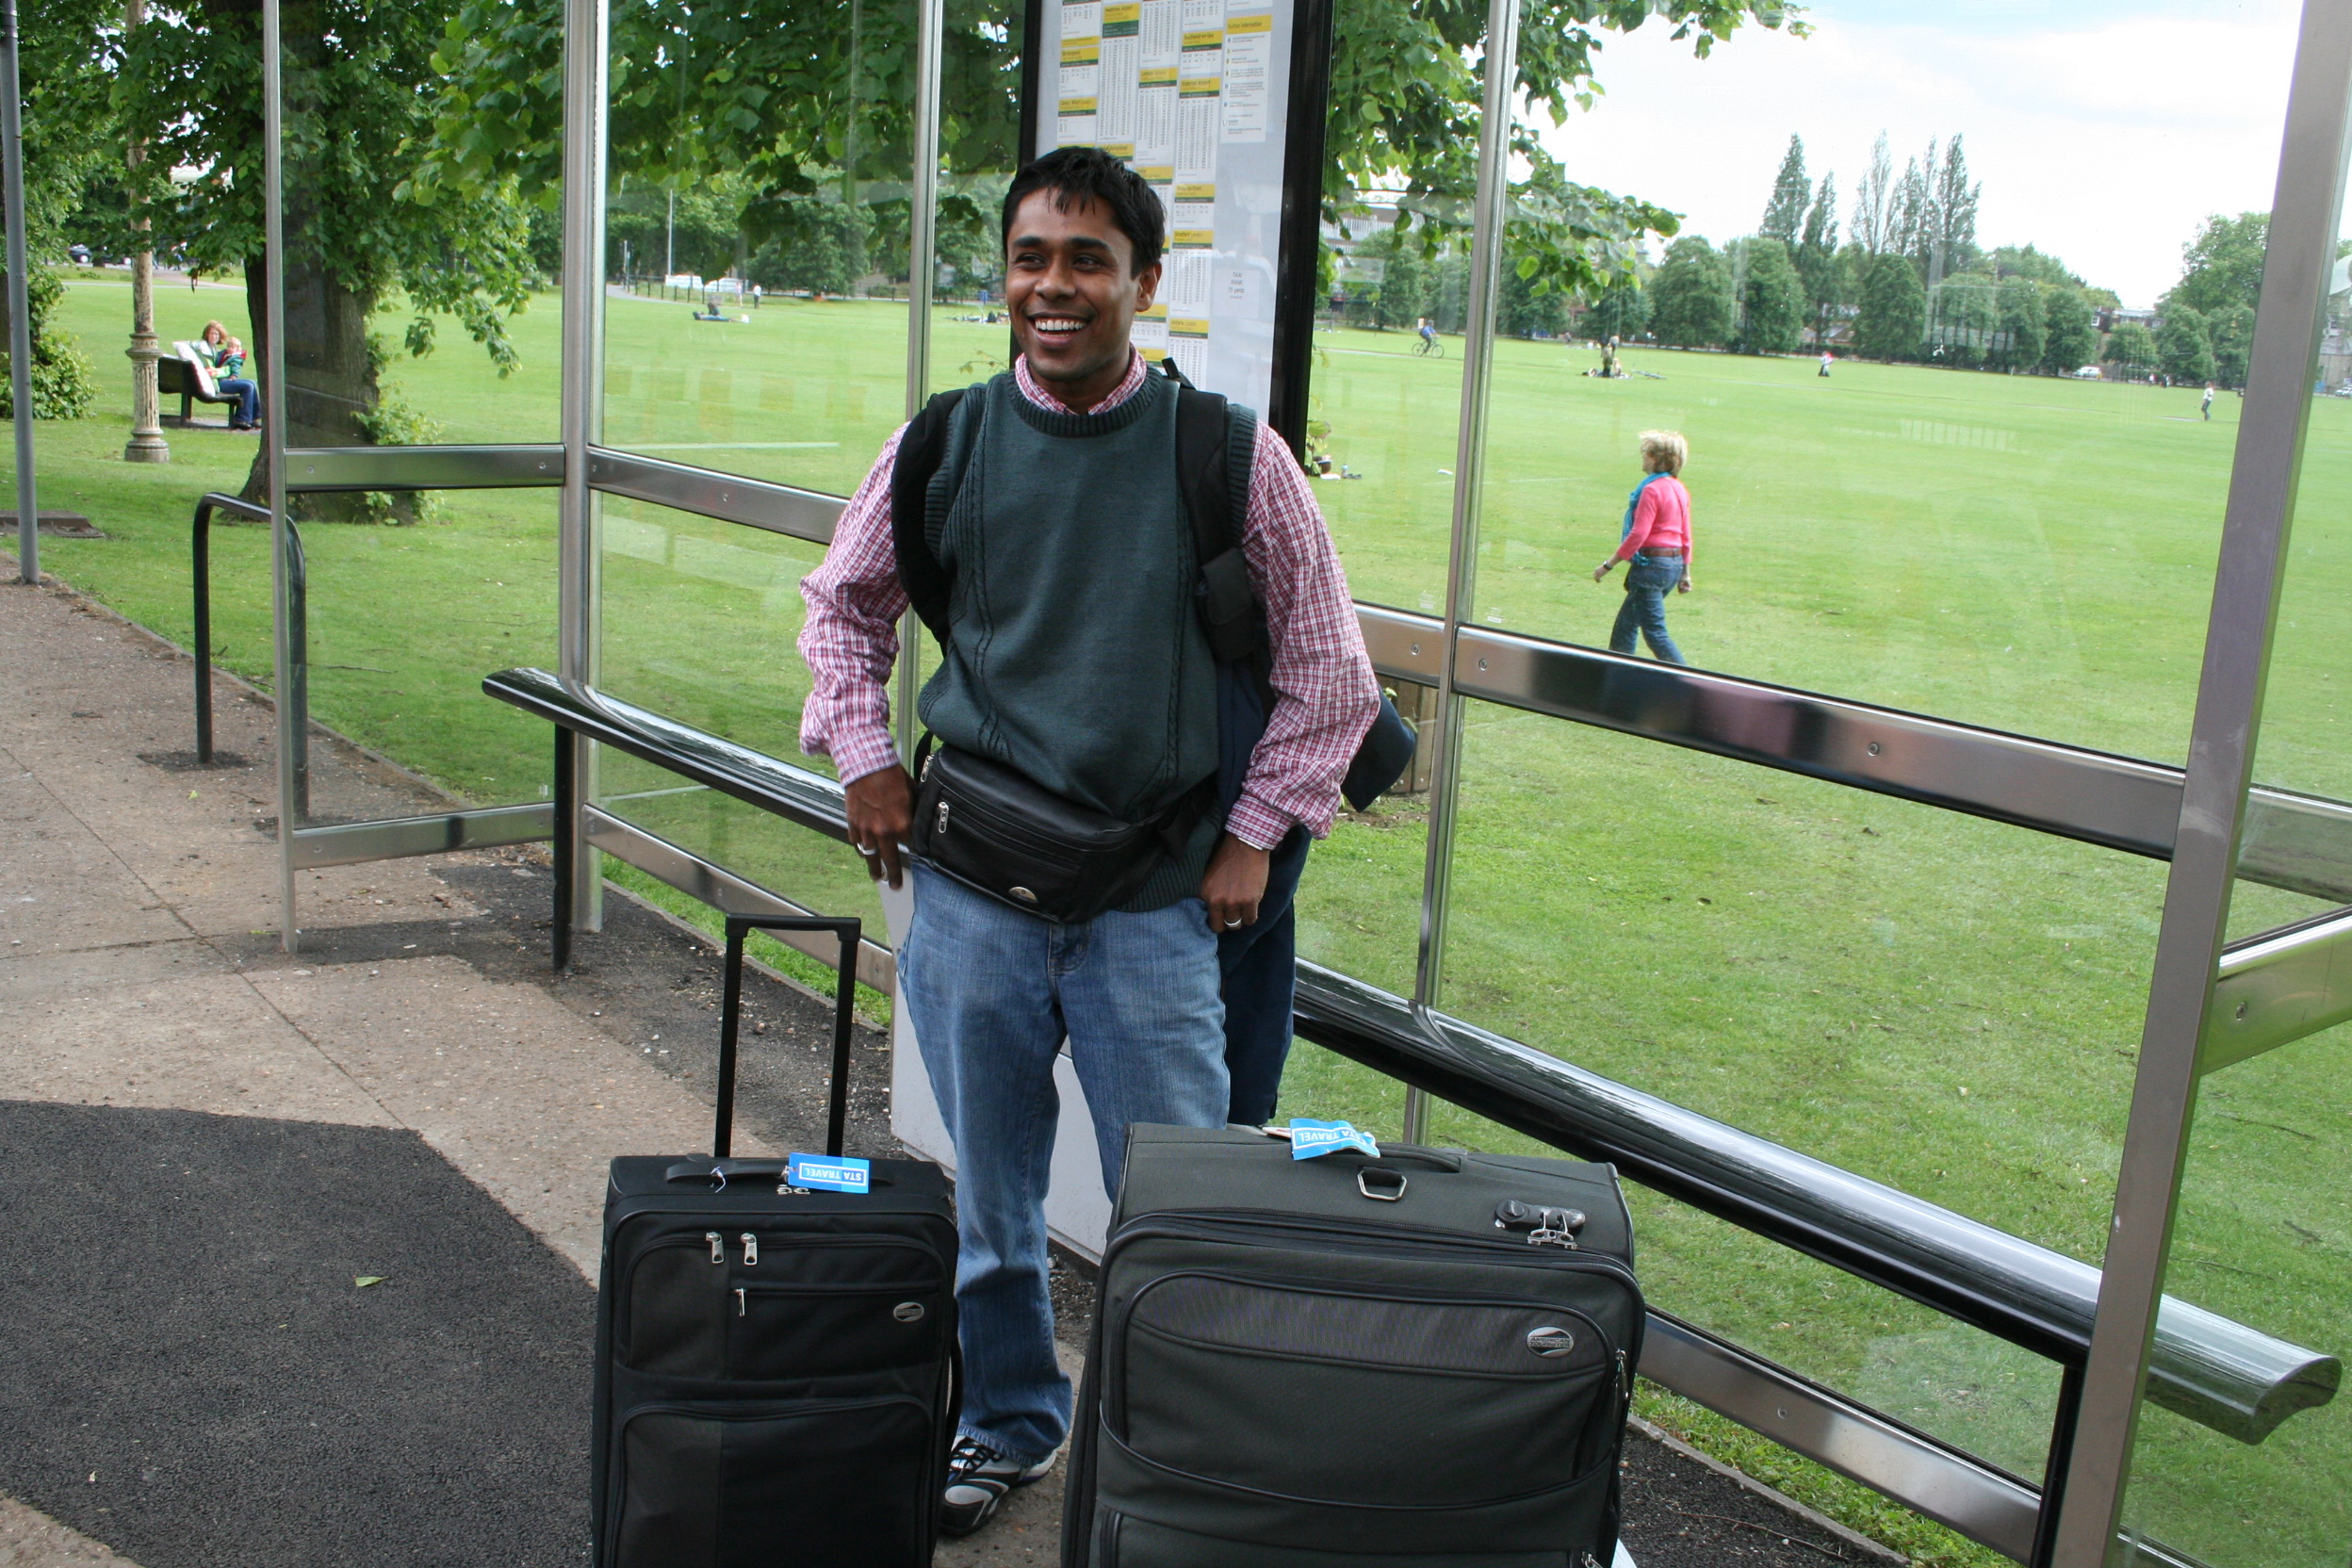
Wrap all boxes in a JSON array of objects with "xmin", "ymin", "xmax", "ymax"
[
  {"xmin": 585, "ymin": 447, "xmax": 842, "ymax": 545},
  {"xmin": 479, "ymin": 665, "xmax": 2337, "ymax": 1455},
  {"xmin": 1286, "ymin": 961, "xmax": 2338, "ymax": 1445}
]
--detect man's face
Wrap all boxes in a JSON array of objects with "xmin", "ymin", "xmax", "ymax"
[{"xmin": 1004, "ymin": 190, "xmax": 1161, "ymax": 389}]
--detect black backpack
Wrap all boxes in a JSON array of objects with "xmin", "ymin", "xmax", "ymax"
[{"xmin": 889, "ymin": 361, "xmax": 1413, "ymax": 816}]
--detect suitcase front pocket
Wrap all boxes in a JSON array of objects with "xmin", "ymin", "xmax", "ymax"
[
  {"xmin": 730, "ymin": 1282, "xmax": 947, "ymax": 1380},
  {"xmin": 611, "ymin": 1396, "xmax": 937, "ymax": 1568},
  {"xmin": 1113, "ymin": 1273, "xmax": 1619, "ymax": 1511}
]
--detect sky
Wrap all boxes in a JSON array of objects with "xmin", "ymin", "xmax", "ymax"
[{"xmin": 1532, "ymin": 0, "xmax": 2308, "ymax": 306}]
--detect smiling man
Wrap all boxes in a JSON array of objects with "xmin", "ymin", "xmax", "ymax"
[{"xmin": 798, "ymin": 146, "xmax": 1378, "ymax": 1538}]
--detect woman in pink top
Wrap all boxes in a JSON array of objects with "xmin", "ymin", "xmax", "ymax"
[{"xmin": 1592, "ymin": 429, "xmax": 1692, "ymax": 664}]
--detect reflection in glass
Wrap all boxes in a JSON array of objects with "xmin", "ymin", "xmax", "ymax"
[
  {"xmin": 2121, "ymin": 172, "xmax": 2352, "ymax": 1568},
  {"xmin": 600, "ymin": 0, "xmax": 920, "ymax": 496},
  {"xmin": 926, "ymin": 0, "xmax": 1025, "ymax": 396},
  {"xmin": 596, "ymin": 498, "xmax": 885, "ymax": 938},
  {"xmin": 299, "ymin": 491, "xmax": 561, "ymax": 824},
  {"xmin": 1438, "ymin": 700, "xmax": 2163, "ymax": 1466},
  {"xmin": 276, "ymin": 0, "xmax": 563, "ymax": 472},
  {"xmin": 1462, "ymin": 0, "xmax": 2299, "ymax": 766}
]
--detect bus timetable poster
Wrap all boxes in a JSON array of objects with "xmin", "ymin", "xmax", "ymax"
[{"xmin": 1038, "ymin": 0, "xmax": 1295, "ymax": 418}]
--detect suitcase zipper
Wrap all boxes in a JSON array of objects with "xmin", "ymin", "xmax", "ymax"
[
  {"xmin": 706, "ymin": 1231, "xmax": 724, "ymax": 1264},
  {"xmin": 740, "ymin": 1233, "xmax": 759, "ymax": 1266},
  {"xmin": 1113, "ymin": 1209, "xmax": 1642, "ymax": 1292}
]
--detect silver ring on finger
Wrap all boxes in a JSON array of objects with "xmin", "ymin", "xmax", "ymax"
[
  {"xmin": 1222, "ymin": 918, "xmax": 1243, "ymax": 928},
  {"xmin": 857, "ymin": 844, "xmax": 878, "ymax": 858}
]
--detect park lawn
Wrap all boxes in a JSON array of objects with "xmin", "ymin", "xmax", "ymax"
[{"xmin": 27, "ymin": 277, "xmax": 2352, "ymax": 1565}]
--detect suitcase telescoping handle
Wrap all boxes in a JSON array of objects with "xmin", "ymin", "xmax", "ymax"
[{"xmin": 716, "ymin": 914, "xmax": 861, "ymax": 1160}]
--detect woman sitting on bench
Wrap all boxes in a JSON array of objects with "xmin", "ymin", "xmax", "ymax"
[{"xmin": 196, "ymin": 320, "xmax": 261, "ymax": 432}]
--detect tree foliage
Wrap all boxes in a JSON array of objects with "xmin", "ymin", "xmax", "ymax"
[
  {"xmin": 0, "ymin": 267, "xmax": 99, "ymax": 417},
  {"xmin": 1849, "ymin": 131, "xmax": 1893, "ymax": 254},
  {"xmin": 2169, "ymin": 213, "xmax": 2267, "ymax": 317},
  {"xmin": 2208, "ymin": 302, "xmax": 2257, "ymax": 387},
  {"xmin": 1854, "ymin": 251, "xmax": 1922, "ymax": 359},
  {"xmin": 1584, "ymin": 279, "xmax": 1649, "ymax": 341},
  {"xmin": 2156, "ymin": 305, "xmax": 2215, "ymax": 384},
  {"xmin": 1649, "ymin": 236, "xmax": 1734, "ymax": 348},
  {"xmin": 2106, "ymin": 319, "xmax": 2157, "ymax": 376},
  {"xmin": 1736, "ymin": 237, "xmax": 1804, "ymax": 354},
  {"xmin": 1758, "ymin": 135, "xmax": 1807, "ymax": 244},
  {"xmin": 1992, "ymin": 276, "xmax": 2044, "ymax": 372},
  {"xmin": 2042, "ymin": 286, "xmax": 2097, "ymax": 375}
]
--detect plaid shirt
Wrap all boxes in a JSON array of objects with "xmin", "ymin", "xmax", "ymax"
[{"xmin": 798, "ymin": 352, "xmax": 1380, "ymax": 849}]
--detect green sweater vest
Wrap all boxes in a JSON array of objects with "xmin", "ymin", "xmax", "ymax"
[{"xmin": 917, "ymin": 369, "xmax": 1222, "ymax": 912}]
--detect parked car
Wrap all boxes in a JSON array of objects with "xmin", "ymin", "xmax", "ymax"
[{"xmin": 2066, "ymin": 366, "xmax": 2102, "ymax": 379}]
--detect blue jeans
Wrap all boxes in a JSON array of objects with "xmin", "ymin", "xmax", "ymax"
[
  {"xmin": 899, "ymin": 864, "xmax": 1230, "ymax": 1463},
  {"xmin": 1609, "ymin": 552, "xmax": 1687, "ymax": 664},
  {"xmin": 216, "ymin": 378, "xmax": 259, "ymax": 427}
]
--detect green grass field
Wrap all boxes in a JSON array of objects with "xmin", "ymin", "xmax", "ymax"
[{"xmin": 21, "ymin": 276, "xmax": 2350, "ymax": 1564}]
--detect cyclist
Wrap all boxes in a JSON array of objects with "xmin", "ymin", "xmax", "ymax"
[{"xmin": 1416, "ymin": 317, "xmax": 1436, "ymax": 354}]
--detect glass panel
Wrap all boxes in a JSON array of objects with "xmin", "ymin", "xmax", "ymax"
[
  {"xmin": 600, "ymin": 0, "xmax": 919, "ymax": 496},
  {"xmin": 2115, "ymin": 128, "xmax": 2352, "ymax": 1568},
  {"xmin": 300, "ymin": 490, "xmax": 561, "ymax": 821},
  {"xmin": 926, "ymin": 0, "xmax": 1024, "ymax": 396},
  {"xmin": 277, "ymin": 0, "xmax": 563, "ymax": 451},
  {"xmin": 1462, "ymin": 0, "xmax": 2300, "ymax": 767},
  {"xmin": 596, "ymin": 498, "xmax": 886, "ymax": 939},
  {"xmin": 1438, "ymin": 700, "xmax": 2167, "ymax": 1473}
]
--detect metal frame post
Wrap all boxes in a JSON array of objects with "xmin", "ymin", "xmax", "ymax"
[
  {"xmin": 1403, "ymin": 0, "xmax": 1520, "ymax": 1142},
  {"xmin": 559, "ymin": 0, "xmax": 610, "ymax": 939},
  {"xmin": 2049, "ymin": 2, "xmax": 2352, "ymax": 1558},
  {"xmin": 1, "ymin": 0, "xmax": 35, "ymax": 584},
  {"xmin": 895, "ymin": 0, "xmax": 944, "ymax": 766},
  {"xmin": 122, "ymin": 0, "xmax": 169, "ymax": 465},
  {"xmin": 262, "ymin": 0, "xmax": 299, "ymax": 950}
]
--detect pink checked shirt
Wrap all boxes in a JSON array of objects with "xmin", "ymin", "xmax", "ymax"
[{"xmin": 798, "ymin": 352, "xmax": 1380, "ymax": 850}]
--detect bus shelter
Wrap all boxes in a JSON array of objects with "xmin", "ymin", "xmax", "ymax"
[{"xmin": 66, "ymin": 0, "xmax": 2352, "ymax": 1559}]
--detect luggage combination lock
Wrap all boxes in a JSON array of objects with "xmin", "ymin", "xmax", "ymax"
[{"xmin": 1494, "ymin": 1199, "xmax": 1586, "ymax": 1249}]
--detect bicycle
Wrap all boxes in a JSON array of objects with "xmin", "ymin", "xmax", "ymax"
[{"xmin": 1414, "ymin": 334, "xmax": 1445, "ymax": 359}]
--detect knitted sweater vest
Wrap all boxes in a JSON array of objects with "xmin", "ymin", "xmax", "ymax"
[{"xmin": 917, "ymin": 369, "xmax": 1221, "ymax": 912}]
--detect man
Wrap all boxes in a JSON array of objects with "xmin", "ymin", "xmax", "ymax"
[
  {"xmin": 2202, "ymin": 382, "xmax": 2216, "ymax": 420},
  {"xmin": 797, "ymin": 146, "xmax": 1380, "ymax": 1538}
]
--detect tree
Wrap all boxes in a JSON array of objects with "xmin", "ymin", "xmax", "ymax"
[
  {"xmin": 1500, "ymin": 262, "xmax": 1570, "ymax": 337},
  {"xmin": 2042, "ymin": 287, "xmax": 2097, "ymax": 375},
  {"xmin": 1925, "ymin": 135, "xmax": 1981, "ymax": 275},
  {"xmin": 2107, "ymin": 320, "xmax": 2158, "ymax": 377},
  {"xmin": 1890, "ymin": 143, "xmax": 1932, "ymax": 261},
  {"xmin": 1585, "ymin": 280, "xmax": 1649, "ymax": 341},
  {"xmin": 2170, "ymin": 213, "xmax": 2268, "ymax": 316},
  {"xmin": 114, "ymin": 0, "xmax": 542, "ymax": 514},
  {"xmin": 1854, "ymin": 252, "xmax": 1924, "ymax": 359},
  {"xmin": 1993, "ymin": 277, "xmax": 2045, "ymax": 372},
  {"xmin": 1850, "ymin": 132, "xmax": 1894, "ymax": 254},
  {"xmin": 1358, "ymin": 228, "xmax": 1427, "ymax": 330},
  {"xmin": 1793, "ymin": 175, "xmax": 1842, "ymax": 345},
  {"xmin": 1649, "ymin": 236, "xmax": 1735, "ymax": 349},
  {"xmin": 1759, "ymin": 135, "xmax": 1808, "ymax": 245},
  {"xmin": 747, "ymin": 198, "xmax": 870, "ymax": 296},
  {"xmin": 2157, "ymin": 305, "xmax": 2215, "ymax": 384},
  {"xmin": 1993, "ymin": 245, "xmax": 2082, "ymax": 289},
  {"xmin": 1925, "ymin": 270, "xmax": 1995, "ymax": 366},
  {"xmin": 2209, "ymin": 302, "xmax": 2257, "ymax": 387},
  {"xmin": 1737, "ymin": 237, "xmax": 1805, "ymax": 354},
  {"xmin": 0, "ymin": 267, "xmax": 99, "ymax": 417}
]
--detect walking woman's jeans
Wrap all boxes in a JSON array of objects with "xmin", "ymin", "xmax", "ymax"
[
  {"xmin": 1609, "ymin": 551, "xmax": 1688, "ymax": 664},
  {"xmin": 898, "ymin": 864, "xmax": 1230, "ymax": 1465}
]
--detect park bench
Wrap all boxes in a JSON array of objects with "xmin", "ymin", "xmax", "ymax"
[
  {"xmin": 482, "ymin": 660, "xmax": 2338, "ymax": 1558},
  {"xmin": 158, "ymin": 345, "xmax": 240, "ymax": 428}
]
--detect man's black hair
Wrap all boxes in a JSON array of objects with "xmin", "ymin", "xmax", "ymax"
[{"xmin": 1001, "ymin": 147, "xmax": 1166, "ymax": 275}]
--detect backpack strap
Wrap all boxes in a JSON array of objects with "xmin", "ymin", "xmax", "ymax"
[
  {"xmin": 1170, "ymin": 377, "xmax": 1269, "ymax": 670},
  {"xmin": 890, "ymin": 387, "xmax": 969, "ymax": 645}
]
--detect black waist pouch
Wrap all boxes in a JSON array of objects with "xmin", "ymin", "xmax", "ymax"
[{"xmin": 909, "ymin": 740, "xmax": 1200, "ymax": 924}]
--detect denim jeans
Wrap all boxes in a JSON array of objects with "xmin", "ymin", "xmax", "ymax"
[
  {"xmin": 898, "ymin": 864, "xmax": 1230, "ymax": 1463},
  {"xmin": 216, "ymin": 377, "xmax": 259, "ymax": 428},
  {"xmin": 1609, "ymin": 551, "xmax": 1687, "ymax": 664}
]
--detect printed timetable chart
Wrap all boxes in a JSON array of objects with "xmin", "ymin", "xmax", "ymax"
[{"xmin": 1043, "ymin": 0, "xmax": 1294, "ymax": 417}]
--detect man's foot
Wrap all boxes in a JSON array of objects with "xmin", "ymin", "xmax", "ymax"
[{"xmin": 939, "ymin": 1434, "xmax": 1054, "ymax": 1537}]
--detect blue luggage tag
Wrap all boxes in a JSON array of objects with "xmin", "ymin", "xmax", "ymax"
[
  {"xmin": 1287, "ymin": 1119, "xmax": 1379, "ymax": 1160},
  {"xmin": 787, "ymin": 1153, "xmax": 872, "ymax": 1194}
]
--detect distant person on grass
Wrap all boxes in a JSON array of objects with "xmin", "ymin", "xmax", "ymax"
[
  {"xmin": 1593, "ymin": 429, "xmax": 1693, "ymax": 665},
  {"xmin": 2203, "ymin": 383, "xmax": 2216, "ymax": 420},
  {"xmin": 1820, "ymin": 350, "xmax": 1834, "ymax": 378}
]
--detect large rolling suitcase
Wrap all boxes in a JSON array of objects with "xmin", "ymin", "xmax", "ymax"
[
  {"xmin": 590, "ymin": 914, "xmax": 958, "ymax": 1568},
  {"xmin": 1063, "ymin": 1124, "xmax": 1643, "ymax": 1568}
]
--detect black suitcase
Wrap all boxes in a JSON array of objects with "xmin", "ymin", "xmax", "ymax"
[
  {"xmin": 589, "ymin": 914, "xmax": 959, "ymax": 1568},
  {"xmin": 1062, "ymin": 1124, "xmax": 1643, "ymax": 1568}
]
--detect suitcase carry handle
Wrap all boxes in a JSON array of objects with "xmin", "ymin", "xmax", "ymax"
[
  {"xmin": 659, "ymin": 1156, "xmax": 899, "ymax": 1190},
  {"xmin": 716, "ymin": 914, "xmax": 862, "ymax": 1161}
]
